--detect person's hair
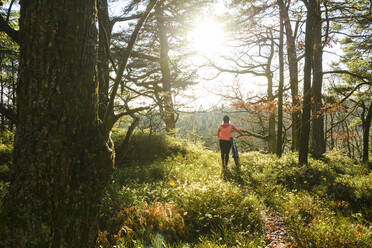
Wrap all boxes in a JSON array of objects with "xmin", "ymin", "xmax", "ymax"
[{"xmin": 223, "ymin": 115, "xmax": 230, "ymax": 123}]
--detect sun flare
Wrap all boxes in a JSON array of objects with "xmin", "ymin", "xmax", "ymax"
[{"xmin": 187, "ymin": 19, "xmax": 227, "ymax": 56}]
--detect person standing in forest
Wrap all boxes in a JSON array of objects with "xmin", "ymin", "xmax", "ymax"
[{"xmin": 217, "ymin": 115, "xmax": 243, "ymax": 175}]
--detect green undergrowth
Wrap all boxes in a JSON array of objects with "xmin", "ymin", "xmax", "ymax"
[
  {"xmin": 239, "ymin": 150, "xmax": 372, "ymax": 248},
  {"xmin": 2, "ymin": 129, "xmax": 370, "ymax": 247},
  {"xmin": 99, "ymin": 132, "xmax": 371, "ymax": 247},
  {"xmin": 97, "ymin": 133, "xmax": 264, "ymax": 247}
]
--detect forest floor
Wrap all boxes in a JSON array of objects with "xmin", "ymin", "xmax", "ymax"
[
  {"xmin": 0, "ymin": 133, "xmax": 371, "ymax": 248},
  {"xmin": 94, "ymin": 133, "xmax": 372, "ymax": 247}
]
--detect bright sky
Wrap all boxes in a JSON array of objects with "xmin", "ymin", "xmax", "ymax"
[
  {"xmin": 181, "ymin": 1, "xmax": 268, "ymax": 110},
  {"xmin": 109, "ymin": 0, "xmax": 344, "ymax": 111}
]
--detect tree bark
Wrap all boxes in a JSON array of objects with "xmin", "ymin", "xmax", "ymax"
[
  {"xmin": 156, "ymin": 4, "xmax": 176, "ymax": 133},
  {"xmin": 98, "ymin": 0, "xmax": 112, "ymax": 120},
  {"xmin": 299, "ymin": 0, "xmax": 315, "ymax": 165},
  {"xmin": 267, "ymin": 32, "xmax": 276, "ymax": 153},
  {"xmin": 0, "ymin": 1, "xmax": 113, "ymax": 247},
  {"xmin": 277, "ymin": 0, "xmax": 300, "ymax": 151},
  {"xmin": 362, "ymin": 102, "xmax": 372, "ymax": 163},
  {"xmin": 310, "ymin": 0, "xmax": 326, "ymax": 158},
  {"xmin": 276, "ymin": 13, "xmax": 284, "ymax": 157}
]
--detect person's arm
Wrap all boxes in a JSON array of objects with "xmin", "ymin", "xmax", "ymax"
[
  {"xmin": 232, "ymin": 125, "xmax": 243, "ymax": 136},
  {"xmin": 217, "ymin": 126, "xmax": 221, "ymax": 139}
]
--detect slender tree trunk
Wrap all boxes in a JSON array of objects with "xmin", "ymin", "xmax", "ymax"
[
  {"xmin": 267, "ymin": 33, "xmax": 276, "ymax": 153},
  {"xmin": 276, "ymin": 14, "xmax": 284, "ymax": 157},
  {"xmin": 277, "ymin": 0, "xmax": 300, "ymax": 151},
  {"xmin": 353, "ymin": 123, "xmax": 362, "ymax": 158},
  {"xmin": 299, "ymin": 0, "xmax": 315, "ymax": 165},
  {"xmin": 330, "ymin": 113, "xmax": 335, "ymax": 149},
  {"xmin": 0, "ymin": 1, "xmax": 113, "ymax": 247},
  {"xmin": 310, "ymin": 0, "xmax": 325, "ymax": 158},
  {"xmin": 342, "ymin": 120, "xmax": 352, "ymax": 157},
  {"xmin": 324, "ymin": 112, "xmax": 328, "ymax": 148},
  {"xmin": 156, "ymin": 5, "xmax": 176, "ymax": 133},
  {"xmin": 362, "ymin": 102, "xmax": 372, "ymax": 163},
  {"xmin": 11, "ymin": 60, "xmax": 16, "ymax": 131}
]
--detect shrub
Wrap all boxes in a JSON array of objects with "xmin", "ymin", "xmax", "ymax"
[
  {"xmin": 281, "ymin": 191, "xmax": 371, "ymax": 248},
  {"xmin": 112, "ymin": 130, "xmax": 189, "ymax": 166},
  {"xmin": 325, "ymin": 149, "xmax": 370, "ymax": 175},
  {"xmin": 276, "ymin": 159, "xmax": 337, "ymax": 191},
  {"xmin": 173, "ymin": 182, "xmax": 264, "ymax": 243},
  {"xmin": 330, "ymin": 173, "xmax": 372, "ymax": 221},
  {"xmin": 289, "ymin": 213, "xmax": 371, "ymax": 248}
]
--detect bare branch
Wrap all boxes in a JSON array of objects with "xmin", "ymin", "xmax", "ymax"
[
  {"xmin": 323, "ymin": 70, "xmax": 372, "ymax": 83},
  {"xmin": 0, "ymin": 14, "xmax": 19, "ymax": 44},
  {"xmin": 111, "ymin": 13, "xmax": 142, "ymax": 26},
  {"xmin": 208, "ymin": 60, "xmax": 266, "ymax": 77},
  {"xmin": 6, "ymin": 0, "xmax": 16, "ymax": 22},
  {"xmin": 131, "ymin": 50, "xmax": 160, "ymax": 62},
  {"xmin": 103, "ymin": 0, "xmax": 158, "ymax": 132},
  {"xmin": 241, "ymin": 129, "xmax": 268, "ymax": 140}
]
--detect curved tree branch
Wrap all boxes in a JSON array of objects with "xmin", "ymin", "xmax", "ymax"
[
  {"xmin": 323, "ymin": 70, "xmax": 372, "ymax": 83},
  {"xmin": 241, "ymin": 129, "xmax": 268, "ymax": 140},
  {"xmin": 0, "ymin": 14, "xmax": 19, "ymax": 44}
]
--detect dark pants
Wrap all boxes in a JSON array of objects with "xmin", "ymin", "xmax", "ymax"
[{"xmin": 219, "ymin": 139, "xmax": 232, "ymax": 167}]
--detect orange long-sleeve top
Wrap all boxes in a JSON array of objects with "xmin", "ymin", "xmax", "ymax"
[{"xmin": 218, "ymin": 123, "xmax": 243, "ymax": 141}]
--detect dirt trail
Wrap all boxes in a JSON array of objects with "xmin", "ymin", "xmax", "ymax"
[
  {"xmin": 238, "ymin": 182, "xmax": 295, "ymax": 248},
  {"xmin": 261, "ymin": 208, "xmax": 295, "ymax": 248}
]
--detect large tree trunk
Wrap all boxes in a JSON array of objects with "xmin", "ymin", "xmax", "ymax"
[
  {"xmin": 0, "ymin": 1, "xmax": 113, "ymax": 247},
  {"xmin": 299, "ymin": 0, "xmax": 315, "ymax": 165},
  {"xmin": 310, "ymin": 0, "xmax": 326, "ymax": 158},
  {"xmin": 277, "ymin": 0, "xmax": 300, "ymax": 151},
  {"xmin": 156, "ymin": 4, "xmax": 176, "ymax": 133},
  {"xmin": 276, "ymin": 13, "xmax": 284, "ymax": 157}
]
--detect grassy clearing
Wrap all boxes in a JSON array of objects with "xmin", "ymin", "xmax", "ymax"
[{"xmin": 97, "ymin": 133, "xmax": 264, "ymax": 247}]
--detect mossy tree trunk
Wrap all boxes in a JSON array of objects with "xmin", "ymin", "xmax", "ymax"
[{"xmin": 0, "ymin": 0, "xmax": 113, "ymax": 247}]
